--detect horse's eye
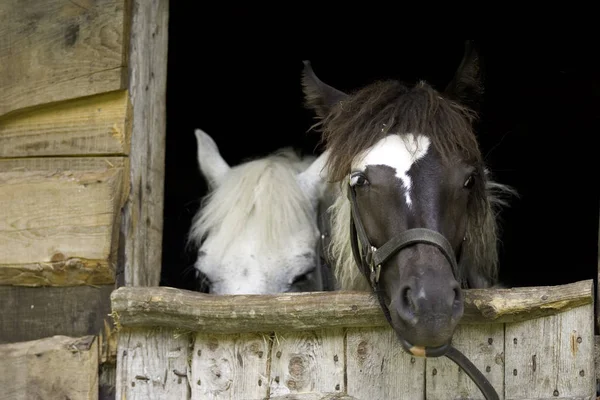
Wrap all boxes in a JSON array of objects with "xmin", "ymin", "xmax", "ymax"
[
  {"xmin": 463, "ymin": 174, "xmax": 475, "ymax": 189},
  {"xmin": 291, "ymin": 268, "xmax": 315, "ymax": 285},
  {"xmin": 350, "ymin": 172, "xmax": 369, "ymax": 187}
]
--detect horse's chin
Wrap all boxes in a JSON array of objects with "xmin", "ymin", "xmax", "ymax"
[
  {"xmin": 395, "ymin": 333, "xmax": 453, "ymax": 358},
  {"xmin": 389, "ymin": 318, "xmax": 458, "ymax": 357}
]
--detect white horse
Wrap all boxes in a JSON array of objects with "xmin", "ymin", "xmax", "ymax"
[{"xmin": 188, "ymin": 128, "xmax": 332, "ymax": 295}]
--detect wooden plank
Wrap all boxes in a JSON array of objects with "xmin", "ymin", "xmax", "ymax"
[
  {"xmin": 345, "ymin": 327, "xmax": 425, "ymax": 399},
  {"xmin": 110, "ymin": 280, "xmax": 594, "ymax": 333},
  {"xmin": 0, "ymin": 284, "xmax": 113, "ymax": 344},
  {"xmin": 0, "ymin": 90, "xmax": 132, "ymax": 158},
  {"xmin": 116, "ymin": 327, "xmax": 191, "ymax": 400},
  {"xmin": 426, "ymin": 324, "xmax": 505, "ymax": 399},
  {"xmin": 462, "ymin": 279, "xmax": 594, "ymax": 324},
  {"xmin": 191, "ymin": 333, "xmax": 270, "ymax": 400},
  {"xmin": 504, "ymin": 304, "xmax": 595, "ymax": 399},
  {"xmin": 0, "ymin": 258, "xmax": 114, "ymax": 287},
  {"xmin": 120, "ymin": 0, "xmax": 168, "ymax": 287},
  {"xmin": 269, "ymin": 329, "xmax": 345, "ymax": 397},
  {"xmin": 270, "ymin": 395, "xmax": 359, "ymax": 400},
  {"xmin": 596, "ymin": 207, "xmax": 600, "ymax": 332},
  {"xmin": 0, "ymin": 335, "xmax": 98, "ymax": 400},
  {"xmin": 0, "ymin": 0, "xmax": 130, "ymax": 117},
  {"xmin": 0, "ymin": 157, "xmax": 128, "ymax": 286}
]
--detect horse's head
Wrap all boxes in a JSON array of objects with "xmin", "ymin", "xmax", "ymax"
[
  {"xmin": 301, "ymin": 42, "xmax": 513, "ymax": 353},
  {"xmin": 189, "ymin": 128, "xmax": 330, "ymax": 295}
]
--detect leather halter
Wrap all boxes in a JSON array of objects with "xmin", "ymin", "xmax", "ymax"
[{"xmin": 346, "ymin": 182, "xmax": 500, "ymax": 400}]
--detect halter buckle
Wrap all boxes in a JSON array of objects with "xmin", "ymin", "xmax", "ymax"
[{"xmin": 367, "ymin": 246, "xmax": 381, "ymax": 286}]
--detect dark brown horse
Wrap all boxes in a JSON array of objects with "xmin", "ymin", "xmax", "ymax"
[{"xmin": 302, "ymin": 41, "xmax": 515, "ymax": 354}]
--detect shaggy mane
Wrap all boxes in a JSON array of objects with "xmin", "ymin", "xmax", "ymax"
[
  {"xmin": 314, "ymin": 80, "xmax": 517, "ymax": 290},
  {"xmin": 188, "ymin": 149, "xmax": 318, "ymax": 259}
]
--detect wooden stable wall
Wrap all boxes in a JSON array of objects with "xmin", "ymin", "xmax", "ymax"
[
  {"xmin": 0, "ymin": 0, "xmax": 169, "ymax": 398},
  {"xmin": 111, "ymin": 280, "xmax": 596, "ymax": 400}
]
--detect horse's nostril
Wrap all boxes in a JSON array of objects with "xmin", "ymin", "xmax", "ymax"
[
  {"xmin": 453, "ymin": 287, "xmax": 462, "ymax": 305},
  {"xmin": 398, "ymin": 285, "xmax": 417, "ymax": 322}
]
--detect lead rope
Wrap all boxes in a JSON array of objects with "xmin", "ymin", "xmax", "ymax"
[{"xmin": 347, "ymin": 187, "xmax": 500, "ymax": 400}]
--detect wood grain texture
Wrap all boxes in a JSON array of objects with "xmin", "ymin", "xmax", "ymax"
[
  {"xmin": 120, "ymin": 0, "xmax": 168, "ymax": 287},
  {"xmin": 0, "ymin": 90, "xmax": 132, "ymax": 158},
  {"xmin": 0, "ymin": 335, "xmax": 98, "ymax": 400},
  {"xmin": 345, "ymin": 327, "xmax": 425, "ymax": 399},
  {"xmin": 0, "ymin": 157, "xmax": 129, "ymax": 285},
  {"xmin": 426, "ymin": 324, "xmax": 505, "ymax": 399},
  {"xmin": 110, "ymin": 280, "xmax": 594, "ymax": 333},
  {"xmin": 0, "ymin": 258, "xmax": 114, "ymax": 286},
  {"xmin": 269, "ymin": 329, "xmax": 344, "ymax": 397},
  {"xmin": 191, "ymin": 333, "xmax": 270, "ymax": 400},
  {"xmin": 116, "ymin": 327, "xmax": 191, "ymax": 400},
  {"xmin": 597, "ymin": 209, "xmax": 600, "ymax": 331},
  {"xmin": 270, "ymin": 394, "xmax": 358, "ymax": 400},
  {"xmin": 463, "ymin": 279, "xmax": 594, "ymax": 324},
  {"xmin": 0, "ymin": 284, "xmax": 113, "ymax": 344},
  {"xmin": 0, "ymin": 0, "xmax": 129, "ymax": 117},
  {"xmin": 504, "ymin": 304, "xmax": 595, "ymax": 399}
]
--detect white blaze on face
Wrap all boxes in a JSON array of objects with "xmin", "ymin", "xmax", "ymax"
[{"xmin": 353, "ymin": 134, "xmax": 431, "ymax": 207}]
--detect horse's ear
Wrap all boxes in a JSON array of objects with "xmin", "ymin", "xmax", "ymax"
[
  {"xmin": 194, "ymin": 128, "xmax": 230, "ymax": 189},
  {"xmin": 444, "ymin": 40, "xmax": 484, "ymax": 112},
  {"xmin": 302, "ymin": 60, "xmax": 348, "ymax": 119},
  {"xmin": 296, "ymin": 150, "xmax": 330, "ymax": 206}
]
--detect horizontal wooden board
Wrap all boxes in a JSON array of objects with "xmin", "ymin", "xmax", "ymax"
[
  {"xmin": 0, "ymin": 90, "xmax": 132, "ymax": 158},
  {"xmin": 110, "ymin": 280, "xmax": 594, "ymax": 333},
  {"xmin": 0, "ymin": 258, "xmax": 114, "ymax": 287},
  {"xmin": 0, "ymin": 284, "xmax": 113, "ymax": 344},
  {"xmin": 0, "ymin": 0, "xmax": 130, "ymax": 117},
  {"xmin": 0, "ymin": 157, "xmax": 128, "ymax": 285},
  {"xmin": 0, "ymin": 335, "xmax": 98, "ymax": 400}
]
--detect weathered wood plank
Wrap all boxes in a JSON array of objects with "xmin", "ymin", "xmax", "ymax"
[
  {"xmin": 0, "ymin": 0, "xmax": 129, "ymax": 117},
  {"xmin": 426, "ymin": 324, "xmax": 505, "ymax": 399},
  {"xmin": 345, "ymin": 327, "xmax": 425, "ymax": 399},
  {"xmin": 116, "ymin": 327, "xmax": 191, "ymax": 400},
  {"xmin": 269, "ymin": 329, "xmax": 345, "ymax": 397},
  {"xmin": 110, "ymin": 280, "xmax": 594, "ymax": 333},
  {"xmin": 270, "ymin": 395, "xmax": 359, "ymax": 400},
  {"xmin": 0, "ymin": 335, "xmax": 98, "ymax": 400},
  {"xmin": 0, "ymin": 258, "xmax": 114, "ymax": 287},
  {"xmin": 596, "ymin": 208, "xmax": 600, "ymax": 331},
  {"xmin": 504, "ymin": 304, "xmax": 595, "ymax": 399},
  {"xmin": 120, "ymin": 0, "xmax": 168, "ymax": 287},
  {"xmin": 191, "ymin": 333, "xmax": 270, "ymax": 400},
  {"xmin": 0, "ymin": 157, "xmax": 129, "ymax": 286},
  {"xmin": 463, "ymin": 279, "xmax": 594, "ymax": 324},
  {"xmin": 0, "ymin": 90, "xmax": 132, "ymax": 158},
  {"xmin": 0, "ymin": 285, "xmax": 113, "ymax": 344}
]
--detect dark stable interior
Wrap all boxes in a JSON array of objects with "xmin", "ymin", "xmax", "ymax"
[{"xmin": 161, "ymin": 12, "xmax": 599, "ymax": 296}]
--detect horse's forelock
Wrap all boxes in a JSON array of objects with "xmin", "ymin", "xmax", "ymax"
[{"xmin": 319, "ymin": 80, "xmax": 481, "ymax": 183}]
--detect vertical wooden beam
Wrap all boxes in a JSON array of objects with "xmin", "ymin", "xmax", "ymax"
[
  {"xmin": 597, "ymin": 205, "xmax": 600, "ymax": 332},
  {"xmin": 120, "ymin": 0, "xmax": 169, "ymax": 287}
]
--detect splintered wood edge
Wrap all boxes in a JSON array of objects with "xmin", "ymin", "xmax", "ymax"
[{"xmin": 110, "ymin": 279, "xmax": 593, "ymax": 333}]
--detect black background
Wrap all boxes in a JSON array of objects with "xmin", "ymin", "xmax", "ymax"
[{"xmin": 161, "ymin": 9, "xmax": 599, "ymax": 294}]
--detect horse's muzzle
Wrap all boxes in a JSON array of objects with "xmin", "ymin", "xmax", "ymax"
[{"xmin": 389, "ymin": 272, "xmax": 464, "ymax": 349}]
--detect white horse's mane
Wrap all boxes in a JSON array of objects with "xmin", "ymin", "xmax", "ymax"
[{"xmin": 188, "ymin": 148, "xmax": 317, "ymax": 259}]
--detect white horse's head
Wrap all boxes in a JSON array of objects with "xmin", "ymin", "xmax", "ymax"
[{"xmin": 188, "ymin": 128, "xmax": 330, "ymax": 295}]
